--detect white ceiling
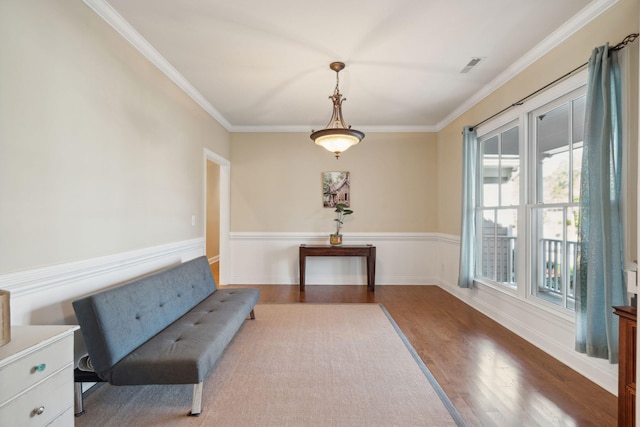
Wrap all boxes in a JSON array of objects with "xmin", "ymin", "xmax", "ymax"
[{"xmin": 86, "ymin": 0, "xmax": 610, "ymax": 132}]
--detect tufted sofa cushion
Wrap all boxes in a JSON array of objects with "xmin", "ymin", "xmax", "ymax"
[
  {"xmin": 72, "ymin": 256, "xmax": 259, "ymax": 383},
  {"xmin": 108, "ymin": 288, "xmax": 259, "ymax": 384}
]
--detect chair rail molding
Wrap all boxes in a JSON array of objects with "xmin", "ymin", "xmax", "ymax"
[{"xmin": 1, "ymin": 238, "xmax": 204, "ymax": 325}]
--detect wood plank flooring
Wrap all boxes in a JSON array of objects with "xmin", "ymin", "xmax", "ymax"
[{"xmin": 223, "ymin": 281, "xmax": 616, "ymax": 426}]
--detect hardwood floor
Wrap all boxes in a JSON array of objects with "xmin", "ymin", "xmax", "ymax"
[{"xmin": 225, "ymin": 283, "xmax": 617, "ymax": 426}]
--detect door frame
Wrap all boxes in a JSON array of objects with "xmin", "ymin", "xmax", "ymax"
[{"xmin": 204, "ymin": 148, "xmax": 230, "ymax": 286}]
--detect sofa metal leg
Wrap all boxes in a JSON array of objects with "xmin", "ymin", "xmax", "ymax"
[
  {"xmin": 189, "ymin": 382, "xmax": 203, "ymax": 416},
  {"xmin": 250, "ymin": 309, "xmax": 255, "ymax": 320},
  {"xmin": 74, "ymin": 382, "xmax": 85, "ymax": 416}
]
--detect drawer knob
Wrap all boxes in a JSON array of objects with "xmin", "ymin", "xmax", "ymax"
[
  {"xmin": 32, "ymin": 406, "xmax": 45, "ymax": 416},
  {"xmin": 33, "ymin": 363, "xmax": 46, "ymax": 373}
]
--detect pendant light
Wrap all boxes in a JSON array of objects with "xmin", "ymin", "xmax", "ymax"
[{"xmin": 310, "ymin": 62, "xmax": 364, "ymax": 159}]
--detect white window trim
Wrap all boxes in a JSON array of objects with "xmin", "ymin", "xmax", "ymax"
[
  {"xmin": 474, "ymin": 69, "xmax": 588, "ymax": 322},
  {"xmin": 526, "ymin": 86, "xmax": 586, "ymax": 316},
  {"xmin": 476, "ymin": 120, "xmax": 521, "ymax": 292},
  {"xmin": 476, "ymin": 70, "xmax": 588, "ymax": 136}
]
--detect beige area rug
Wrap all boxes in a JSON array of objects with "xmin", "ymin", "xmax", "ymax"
[{"xmin": 76, "ymin": 304, "xmax": 465, "ymax": 426}]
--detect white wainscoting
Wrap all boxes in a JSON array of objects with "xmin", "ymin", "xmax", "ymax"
[
  {"xmin": 434, "ymin": 234, "xmax": 618, "ymax": 395},
  {"xmin": 0, "ymin": 238, "xmax": 204, "ymax": 327},
  {"xmin": 0, "ymin": 233, "xmax": 617, "ymax": 394},
  {"xmin": 229, "ymin": 232, "xmax": 441, "ymax": 285}
]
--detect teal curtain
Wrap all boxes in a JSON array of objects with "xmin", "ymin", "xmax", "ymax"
[
  {"xmin": 575, "ymin": 44, "xmax": 626, "ymax": 363},
  {"xmin": 458, "ymin": 126, "xmax": 477, "ymax": 288}
]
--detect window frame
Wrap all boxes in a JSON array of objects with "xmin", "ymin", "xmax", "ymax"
[
  {"xmin": 475, "ymin": 121, "xmax": 521, "ymax": 291},
  {"xmin": 473, "ymin": 70, "xmax": 589, "ymax": 320},
  {"xmin": 527, "ymin": 86, "xmax": 586, "ymax": 312}
]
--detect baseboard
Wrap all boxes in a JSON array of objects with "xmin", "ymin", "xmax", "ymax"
[{"xmin": 435, "ymin": 256, "xmax": 618, "ymax": 395}]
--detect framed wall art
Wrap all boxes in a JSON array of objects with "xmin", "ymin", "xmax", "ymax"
[{"xmin": 322, "ymin": 171, "xmax": 350, "ymax": 208}]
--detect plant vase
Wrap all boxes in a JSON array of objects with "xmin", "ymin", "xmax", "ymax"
[{"xmin": 331, "ymin": 203, "xmax": 352, "ymax": 246}]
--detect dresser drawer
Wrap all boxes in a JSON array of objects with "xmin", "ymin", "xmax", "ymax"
[
  {"xmin": 0, "ymin": 335, "xmax": 73, "ymax": 404},
  {"xmin": 46, "ymin": 406, "xmax": 74, "ymax": 427},
  {"xmin": 0, "ymin": 365, "xmax": 73, "ymax": 427}
]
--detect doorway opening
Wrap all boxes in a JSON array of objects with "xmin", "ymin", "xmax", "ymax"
[{"xmin": 204, "ymin": 149, "xmax": 230, "ymax": 286}]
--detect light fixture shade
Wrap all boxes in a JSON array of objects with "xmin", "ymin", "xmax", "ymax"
[
  {"xmin": 310, "ymin": 62, "xmax": 364, "ymax": 159},
  {"xmin": 311, "ymin": 128, "xmax": 364, "ymax": 157}
]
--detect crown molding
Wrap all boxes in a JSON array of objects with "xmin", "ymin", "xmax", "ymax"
[
  {"xmin": 82, "ymin": 0, "xmax": 233, "ymax": 131},
  {"xmin": 436, "ymin": 0, "xmax": 619, "ymax": 131},
  {"xmin": 84, "ymin": 0, "xmax": 617, "ymax": 134},
  {"xmin": 230, "ymin": 125, "xmax": 437, "ymax": 133}
]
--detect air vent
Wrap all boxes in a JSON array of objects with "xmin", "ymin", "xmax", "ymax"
[{"xmin": 460, "ymin": 57, "xmax": 484, "ymax": 74}]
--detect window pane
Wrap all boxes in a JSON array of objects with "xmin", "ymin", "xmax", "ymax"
[
  {"xmin": 541, "ymin": 150, "xmax": 570, "ymax": 203},
  {"xmin": 478, "ymin": 124, "xmax": 520, "ymax": 288},
  {"xmin": 572, "ymin": 145, "xmax": 582, "ymax": 203},
  {"xmin": 572, "ymin": 95, "xmax": 586, "ymax": 144},
  {"xmin": 529, "ymin": 86, "xmax": 585, "ymax": 312},
  {"xmin": 566, "ymin": 207, "xmax": 579, "ymax": 310},
  {"xmin": 496, "ymin": 209, "xmax": 517, "ymax": 285},
  {"xmin": 500, "ymin": 127, "xmax": 519, "ymax": 206},
  {"xmin": 480, "ymin": 210, "xmax": 496, "ymax": 280},
  {"xmin": 572, "ymin": 95, "xmax": 585, "ymax": 203},
  {"xmin": 537, "ymin": 104, "xmax": 570, "ymax": 203},
  {"xmin": 482, "ymin": 136, "xmax": 499, "ymax": 206},
  {"xmin": 479, "ymin": 209, "xmax": 517, "ymax": 286},
  {"xmin": 537, "ymin": 104, "xmax": 569, "ymax": 153},
  {"xmin": 533, "ymin": 207, "xmax": 564, "ymax": 307},
  {"xmin": 532, "ymin": 206, "xmax": 579, "ymax": 308}
]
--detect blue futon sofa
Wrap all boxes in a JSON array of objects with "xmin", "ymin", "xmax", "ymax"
[{"xmin": 72, "ymin": 255, "xmax": 259, "ymax": 416}]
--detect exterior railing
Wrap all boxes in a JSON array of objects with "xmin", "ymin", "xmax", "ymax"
[
  {"xmin": 481, "ymin": 236, "xmax": 517, "ymax": 284},
  {"xmin": 482, "ymin": 237, "xmax": 577, "ymax": 303},
  {"xmin": 540, "ymin": 238, "xmax": 577, "ymax": 301}
]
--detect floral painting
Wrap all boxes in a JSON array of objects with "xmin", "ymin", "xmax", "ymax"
[{"xmin": 322, "ymin": 171, "xmax": 350, "ymax": 208}]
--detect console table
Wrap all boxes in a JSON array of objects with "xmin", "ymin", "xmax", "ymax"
[{"xmin": 299, "ymin": 244, "xmax": 376, "ymax": 292}]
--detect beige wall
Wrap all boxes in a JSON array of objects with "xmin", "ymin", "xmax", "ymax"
[
  {"xmin": 0, "ymin": 0, "xmax": 230, "ymax": 273},
  {"xmin": 437, "ymin": 0, "xmax": 640, "ymax": 237},
  {"xmin": 206, "ymin": 161, "xmax": 220, "ymax": 258},
  {"xmin": 230, "ymin": 132, "xmax": 438, "ymax": 232},
  {"xmin": 3, "ymin": 0, "xmax": 637, "ymax": 273}
]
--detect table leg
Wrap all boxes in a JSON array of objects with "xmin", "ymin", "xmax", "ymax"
[
  {"xmin": 299, "ymin": 251, "xmax": 306, "ymax": 292},
  {"xmin": 368, "ymin": 247, "xmax": 376, "ymax": 292}
]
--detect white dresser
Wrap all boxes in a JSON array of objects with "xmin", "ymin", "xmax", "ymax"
[{"xmin": 0, "ymin": 325, "xmax": 78, "ymax": 427}]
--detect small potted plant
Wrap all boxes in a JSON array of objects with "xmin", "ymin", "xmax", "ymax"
[{"xmin": 330, "ymin": 203, "xmax": 353, "ymax": 245}]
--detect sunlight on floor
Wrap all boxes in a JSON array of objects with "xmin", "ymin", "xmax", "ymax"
[{"xmin": 473, "ymin": 336, "xmax": 576, "ymax": 426}]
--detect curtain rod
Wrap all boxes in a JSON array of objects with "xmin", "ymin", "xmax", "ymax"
[{"xmin": 469, "ymin": 33, "xmax": 639, "ymax": 132}]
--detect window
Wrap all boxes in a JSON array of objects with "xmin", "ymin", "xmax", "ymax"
[
  {"xmin": 529, "ymin": 88, "xmax": 585, "ymax": 310},
  {"xmin": 477, "ymin": 125, "xmax": 520, "ymax": 288},
  {"xmin": 474, "ymin": 75, "xmax": 587, "ymax": 313}
]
